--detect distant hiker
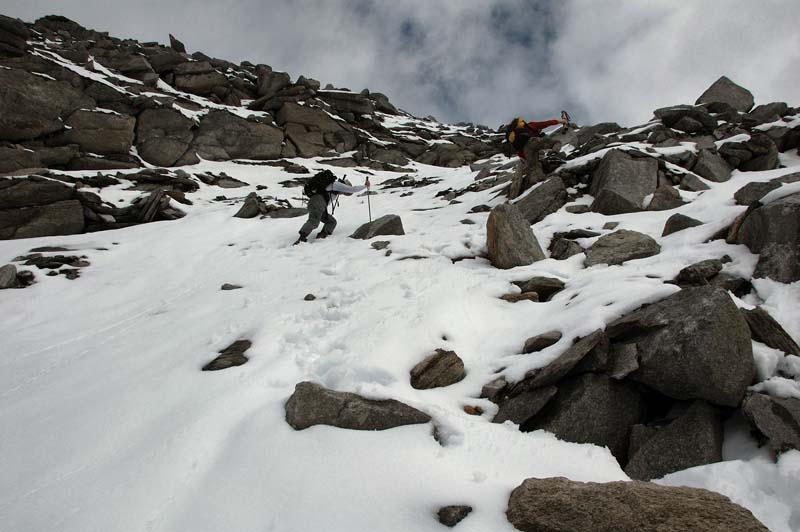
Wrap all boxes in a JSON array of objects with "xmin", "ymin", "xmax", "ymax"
[
  {"xmin": 505, "ymin": 115, "xmax": 567, "ymax": 199},
  {"xmin": 294, "ymin": 170, "xmax": 369, "ymax": 244}
]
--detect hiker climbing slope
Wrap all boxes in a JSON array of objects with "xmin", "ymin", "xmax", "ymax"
[
  {"xmin": 295, "ymin": 170, "xmax": 369, "ymax": 244},
  {"xmin": 505, "ymin": 115, "xmax": 567, "ymax": 199}
]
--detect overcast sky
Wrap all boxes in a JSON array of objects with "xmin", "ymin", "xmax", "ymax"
[{"xmin": 3, "ymin": 0, "xmax": 798, "ymax": 127}]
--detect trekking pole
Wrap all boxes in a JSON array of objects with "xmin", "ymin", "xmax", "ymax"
[{"xmin": 366, "ymin": 177, "xmax": 372, "ymax": 222}]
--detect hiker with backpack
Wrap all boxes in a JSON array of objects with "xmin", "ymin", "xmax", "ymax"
[
  {"xmin": 505, "ymin": 114, "xmax": 568, "ymax": 199},
  {"xmin": 294, "ymin": 169, "xmax": 369, "ymax": 245}
]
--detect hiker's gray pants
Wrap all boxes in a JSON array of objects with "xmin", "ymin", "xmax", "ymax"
[
  {"xmin": 509, "ymin": 136, "xmax": 562, "ymax": 199},
  {"xmin": 299, "ymin": 194, "xmax": 336, "ymax": 236}
]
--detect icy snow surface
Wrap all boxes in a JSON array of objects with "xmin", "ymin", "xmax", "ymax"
[{"xmin": 1, "ymin": 150, "xmax": 800, "ymax": 531}]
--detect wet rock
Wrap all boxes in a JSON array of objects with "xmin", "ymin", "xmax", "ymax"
[
  {"xmin": 486, "ymin": 203, "xmax": 545, "ymax": 269},
  {"xmin": 584, "ymin": 230, "xmax": 660, "ymax": 267},
  {"xmin": 625, "ymin": 401, "xmax": 723, "ymax": 481},
  {"xmin": 285, "ymin": 381, "xmax": 431, "ymax": 430},
  {"xmin": 410, "ymin": 349, "xmax": 466, "ymax": 389},
  {"xmin": 507, "ymin": 477, "xmax": 769, "ymax": 532},
  {"xmin": 202, "ymin": 339, "xmax": 251, "ymax": 371},
  {"xmin": 350, "ymin": 214, "xmax": 405, "ymax": 239}
]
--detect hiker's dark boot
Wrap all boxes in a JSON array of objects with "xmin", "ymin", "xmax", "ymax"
[
  {"xmin": 316, "ymin": 229, "xmax": 331, "ymax": 240},
  {"xmin": 293, "ymin": 232, "xmax": 308, "ymax": 246}
]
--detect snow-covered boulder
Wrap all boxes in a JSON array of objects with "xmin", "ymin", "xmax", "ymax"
[
  {"xmin": 607, "ymin": 286, "xmax": 754, "ymax": 407},
  {"xmin": 695, "ymin": 75, "xmax": 755, "ymax": 113},
  {"xmin": 507, "ymin": 477, "xmax": 769, "ymax": 532},
  {"xmin": 284, "ymin": 381, "xmax": 430, "ymax": 430},
  {"xmin": 624, "ymin": 400, "xmax": 723, "ymax": 481},
  {"xmin": 738, "ymin": 192, "xmax": 800, "ymax": 283},
  {"xmin": 590, "ymin": 150, "xmax": 658, "ymax": 215},
  {"xmin": 486, "ymin": 203, "xmax": 545, "ymax": 269},
  {"xmin": 734, "ymin": 172, "xmax": 800, "ymax": 205},
  {"xmin": 584, "ymin": 230, "xmax": 660, "ymax": 267}
]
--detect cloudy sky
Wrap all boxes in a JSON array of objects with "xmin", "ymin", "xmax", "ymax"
[{"xmin": 3, "ymin": 0, "xmax": 798, "ymax": 127}]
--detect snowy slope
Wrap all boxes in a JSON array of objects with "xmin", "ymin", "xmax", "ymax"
[{"xmin": 2, "ymin": 146, "xmax": 800, "ymax": 531}]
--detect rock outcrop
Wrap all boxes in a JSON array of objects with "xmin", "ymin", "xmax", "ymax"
[
  {"xmin": 507, "ymin": 477, "xmax": 769, "ymax": 532},
  {"xmin": 738, "ymin": 192, "xmax": 800, "ymax": 283},
  {"xmin": 486, "ymin": 203, "xmax": 545, "ymax": 269},
  {"xmin": 285, "ymin": 381, "xmax": 431, "ymax": 430}
]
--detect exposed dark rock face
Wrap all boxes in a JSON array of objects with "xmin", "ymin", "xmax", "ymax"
[
  {"xmin": 584, "ymin": 230, "xmax": 661, "ymax": 267},
  {"xmin": 136, "ymin": 108, "xmax": 196, "ymax": 167},
  {"xmin": 437, "ymin": 506, "xmax": 472, "ymax": 528},
  {"xmin": 647, "ymin": 185, "xmax": 685, "ymax": 211},
  {"xmin": 675, "ymin": 259, "xmax": 724, "ymax": 285},
  {"xmin": 285, "ymin": 381, "xmax": 431, "ymax": 430},
  {"xmin": 186, "ymin": 110, "xmax": 284, "ymax": 162},
  {"xmin": 409, "ymin": 349, "xmax": 466, "ymax": 389},
  {"xmin": 351, "ymin": 214, "xmax": 405, "ymax": 239},
  {"xmin": 202, "ymin": 339, "xmax": 252, "ymax": 371},
  {"xmin": 696, "ymin": 75, "xmax": 755, "ymax": 112},
  {"xmin": 0, "ymin": 68, "xmax": 94, "ymax": 142},
  {"xmin": 527, "ymin": 373, "xmax": 646, "ymax": 462},
  {"xmin": 507, "ymin": 477, "xmax": 769, "ymax": 532},
  {"xmin": 607, "ymin": 286, "xmax": 754, "ymax": 407},
  {"xmin": 738, "ymin": 192, "xmax": 800, "ymax": 283},
  {"xmin": 662, "ymin": 213, "xmax": 703, "ymax": 236},
  {"xmin": 624, "ymin": 401, "xmax": 723, "ymax": 481},
  {"xmin": 54, "ymin": 109, "xmax": 136, "ymax": 156},
  {"xmin": 742, "ymin": 393, "xmax": 800, "ymax": 455},
  {"xmin": 740, "ymin": 307, "xmax": 800, "ymax": 357},
  {"xmin": 692, "ymin": 149, "xmax": 732, "ymax": 182},
  {"xmin": 513, "ymin": 176, "xmax": 567, "ymax": 224},
  {"xmin": 486, "ymin": 203, "xmax": 545, "ymax": 269},
  {"xmin": 493, "ymin": 386, "xmax": 556, "ymax": 425},
  {"xmin": 734, "ymin": 173, "xmax": 800, "ymax": 206},
  {"xmin": 590, "ymin": 150, "xmax": 658, "ymax": 215},
  {"xmin": 522, "ymin": 331, "xmax": 562, "ymax": 354}
]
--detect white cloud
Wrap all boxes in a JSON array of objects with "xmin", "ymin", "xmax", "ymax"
[{"xmin": 2, "ymin": 0, "xmax": 798, "ymax": 128}]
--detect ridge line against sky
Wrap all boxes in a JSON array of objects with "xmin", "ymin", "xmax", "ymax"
[{"xmin": 2, "ymin": 0, "xmax": 798, "ymax": 127}]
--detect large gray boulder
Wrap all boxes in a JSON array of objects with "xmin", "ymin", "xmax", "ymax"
[
  {"xmin": 409, "ymin": 349, "xmax": 466, "ymax": 389},
  {"xmin": 692, "ymin": 149, "xmax": 732, "ymax": 182},
  {"xmin": 507, "ymin": 477, "xmax": 769, "ymax": 532},
  {"xmin": 0, "ymin": 146, "xmax": 41, "ymax": 174},
  {"xmin": 256, "ymin": 67, "xmax": 291, "ymax": 98},
  {"xmin": 56, "ymin": 109, "xmax": 136, "ymax": 155},
  {"xmin": 528, "ymin": 373, "xmax": 646, "ymax": 461},
  {"xmin": 696, "ymin": 75, "xmax": 755, "ymax": 113},
  {"xmin": 734, "ymin": 172, "xmax": 800, "ymax": 206},
  {"xmin": 738, "ymin": 192, "xmax": 800, "ymax": 283},
  {"xmin": 590, "ymin": 150, "xmax": 658, "ymax": 215},
  {"xmin": 625, "ymin": 401, "xmax": 723, "ymax": 481},
  {"xmin": 607, "ymin": 286, "xmax": 754, "ymax": 407},
  {"xmin": 284, "ymin": 381, "xmax": 430, "ymax": 430},
  {"xmin": 654, "ymin": 105, "xmax": 717, "ymax": 130},
  {"xmin": 742, "ymin": 393, "xmax": 800, "ymax": 455},
  {"xmin": 513, "ymin": 176, "xmax": 567, "ymax": 224},
  {"xmin": 184, "ymin": 110, "xmax": 283, "ymax": 162},
  {"xmin": 136, "ymin": 108, "xmax": 196, "ymax": 167},
  {"xmin": 584, "ymin": 230, "xmax": 660, "ymax": 267},
  {"xmin": 493, "ymin": 386, "xmax": 556, "ymax": 425},
  {"xmin": 486, "ymin": 203, "xmax": 545, "ymax": 269},
  {"xmin": 350, "ymin": 214, "xmax": 405, "ymax": 239},
  {"xmin": 0, "ymin": 200, "xmax": 84, "ymax": 239},
  {"xmin": 0, "ymin": 68, "xmax": 94, "ymax": 142},
  {"xmin": 0, "ymin": 176, "xmax": 75, "ymax": 209}
]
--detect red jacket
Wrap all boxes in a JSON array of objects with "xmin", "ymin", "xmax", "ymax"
[{"xmin": 517, "ymin": 119, "xmax": 560, "ymax": 159}]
